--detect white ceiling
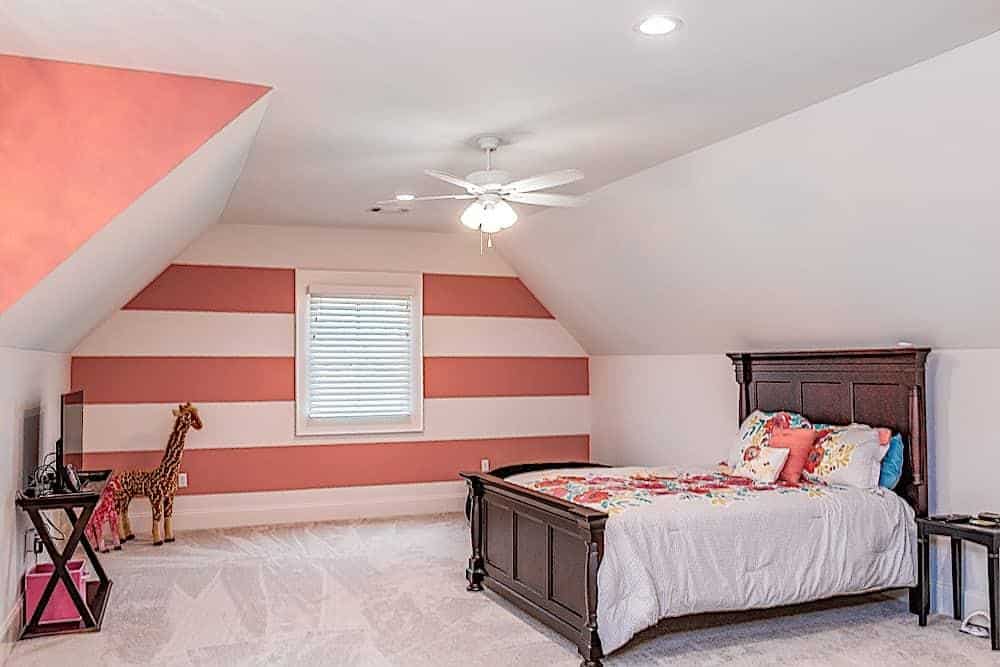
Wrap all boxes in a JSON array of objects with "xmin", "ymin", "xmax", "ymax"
[
  {"xmin": 3, "ymin": 1, "xmax": 999, "ymax": 233},
  {"xmin": 502, "ymin": 32, "xmax": 1000, "ymax": 354}
]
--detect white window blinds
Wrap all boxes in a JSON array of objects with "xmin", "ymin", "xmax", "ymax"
[{"xmin": 306, "ymin": 291, "xmax": 415, "ymax": 422}]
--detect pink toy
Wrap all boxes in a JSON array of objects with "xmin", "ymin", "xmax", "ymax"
[{"xmin": 86, "ymin": 476, "xmax": 122, "ymax": 553}]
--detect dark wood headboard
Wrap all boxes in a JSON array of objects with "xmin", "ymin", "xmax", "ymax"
[{"xmin": 726, "ymin": 348, "xmax": 930, "ymax": 517}]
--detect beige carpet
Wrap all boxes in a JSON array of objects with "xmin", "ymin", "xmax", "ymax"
[{"xmin": 5, "ymin": 513, "xmax": 996, "ymax": 666}]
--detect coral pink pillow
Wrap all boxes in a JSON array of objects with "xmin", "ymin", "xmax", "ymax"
[{"xmin": 768, "ymin": 427, "xmax": 819, "ymax": 484}]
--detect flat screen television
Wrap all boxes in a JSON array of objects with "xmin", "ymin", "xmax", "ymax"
[{"xmin": 56, "ymin": 390, "xmax": 85, "ymax": 491}]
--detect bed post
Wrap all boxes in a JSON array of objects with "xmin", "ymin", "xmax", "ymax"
[
  {"xmin": 730, "ymin": 352, "xmax": 753, "ymax": 422},
  {"xmin": 578, "ymin": 524, "xmax": 605, "ymax": 667},
  {"xmin": 465, "ymin": 476, "xmax": 486, "ymax": 592}
]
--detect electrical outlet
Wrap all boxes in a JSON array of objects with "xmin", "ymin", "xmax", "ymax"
[
  {"xmin": 177, "ymin": 472, "xmax": 188, "ymax": 488},
  {"xmin": 481, "ymin": 459, "xmax": 490, "ymax": 472}
]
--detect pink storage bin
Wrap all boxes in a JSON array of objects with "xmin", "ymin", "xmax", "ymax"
[{"xmin": 24, "ymin": 560, "xmax": 87, "ymax": 624}]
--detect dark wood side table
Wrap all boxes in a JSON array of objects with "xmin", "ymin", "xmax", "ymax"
[
  {"xmin": 916, "ymin": 517, "xmax": 1000, "ymax": 650},
  {"xmin": 15, "ymin": 491, "xmax": 113, "ymax": 639}
]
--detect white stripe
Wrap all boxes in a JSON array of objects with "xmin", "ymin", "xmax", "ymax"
[
  {"xmin": 72, "ymin": 310, "xmax": 294, "ymax": 357},
  {"xmin": 177, "ymin": 224, "xmax": 518, "ymax": 276},
  {"xmin": 125, "ymin": 481, "xmax": 467, "ymax": 532},
  {"xmin": 83, "ymin": 396, "xmax": 591, "ymax": 452},
  {"xmin": 423, "ymin": 316, "xmax": 585, "ymax": 357},
  {"xmin": 71, "ymin": 312, "xmax": 587, "ymax": 358}
]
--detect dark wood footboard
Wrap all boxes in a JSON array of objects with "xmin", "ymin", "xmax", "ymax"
[{"xmin": 462, "ymin": 463, "xmax": 609, "ymax": 667}]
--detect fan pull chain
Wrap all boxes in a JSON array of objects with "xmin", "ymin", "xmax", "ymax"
[{"xmin": 479, "ymin": 230, "xmax": 497, "ymax": 256}]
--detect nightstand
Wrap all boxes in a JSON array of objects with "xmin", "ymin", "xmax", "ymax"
[{"xmin": 916, "ymin": 516, "xmax": 1000, "ymax": 650}]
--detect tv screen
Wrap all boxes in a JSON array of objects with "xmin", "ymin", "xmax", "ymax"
[
  {"xmin": 21, "ymin": 407, "xmax": 41, "ymax": 489},
  {"xmin": 59, "ymin": 390, "xmax": 85, "ymax": 487}
]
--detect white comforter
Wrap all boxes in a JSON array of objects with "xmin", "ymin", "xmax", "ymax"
[{"xmin": 507, "ymin": 465, "xmax": 916, "ymax": 654}]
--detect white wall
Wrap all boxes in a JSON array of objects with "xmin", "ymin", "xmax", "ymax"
[
  {"xmin": 0, "ymin": 347, "xmax": 69, "ymax": 658},
  {"xmin": 591, "ymin": 349, "xmax": 1000, "ymax": 615},
  {"xmin": 591, "ymin": 355, "xmax": 735, "ymax": 466}
]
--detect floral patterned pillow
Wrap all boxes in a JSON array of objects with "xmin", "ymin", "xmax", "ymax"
[
  {"xmin": 802, "ymin": 426, "xmax": 883, "ymax": 488},
  {"xmin": 733, "ymin": 446, "xmax": 790, "ymax": 484},
  {"xmin": 727, "ymin": 410, "xmax": 812, "ymax": 468}
]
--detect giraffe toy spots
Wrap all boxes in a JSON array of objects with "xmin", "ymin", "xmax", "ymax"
[
  {"xmin": 112, "ymin": 403, "xmax": 203, "ymax": 546},
  {"xmin": 86, "ymin": 476, "xmax": 122, "ymax": 553}
]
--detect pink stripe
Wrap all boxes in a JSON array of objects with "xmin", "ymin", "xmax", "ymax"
[
  {"xmin": 82, "ymin": 435, "xmax": 590, "ymax": 494},
  {"xmin": 124, "ymin": 264, "xmax": 295, "ymax": 313},
  {"xmin": 72, "ymin": 356, "xmax": 294, "ymax": 403},
  {"xmin": 423, "ymin": 274, "xmax": 553, "ymax": 318},
  {"xmin": 424, "ymin": 357, "xmax": 589, "ymax": 397}
]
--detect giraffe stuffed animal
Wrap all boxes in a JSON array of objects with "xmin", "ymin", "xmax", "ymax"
[
  {"xmin": 86, "ymin": 476, "xmax": 122, "ymax": 553},
  {"xmin": 112, "ymin": 403, "xmax": 203, "ymax": 546}
]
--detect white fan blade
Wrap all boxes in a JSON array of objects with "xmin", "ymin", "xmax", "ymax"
[
  {"xmin": 424, "ymin": 170, "xmax": 484, "ymax": 193},
  {"xmin": 375, "ymin": 194, "xmax": 475, "ymax": 204},
  {"xmin": 505, "ymin": 192, "xmax": 588, "ymax": 207},
  {"xmin": 503, "ymin": 169, "xmax": 583, "ymax": 193}
]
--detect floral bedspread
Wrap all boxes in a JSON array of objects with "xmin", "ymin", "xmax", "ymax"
[{"xmin": 523, "ymin": 469, "xmax": 839, "ymax": 515}]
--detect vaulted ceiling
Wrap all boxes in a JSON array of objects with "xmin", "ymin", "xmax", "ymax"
[
  {"xmin": 2, "ymin": 4, "xmax": 1000, "ymax": 355},
  {"xmin": 3, "ymin": 1, "xmax": 999, "ymax": 233}
]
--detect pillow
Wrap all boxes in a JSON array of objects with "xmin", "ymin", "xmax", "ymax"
[
  {"xmin": 728, "ymin": 410, "xmax": 812, "ymax": 468},
  {"xmin": 812, "ymin": 423, "xmax": 891, "ymax": 461},
  {"xmin": 768, "ymin": 427, "xmax": 819, "ymax": 484},
  {"xmin": 733, "ymin": 446, "xmax": 791, "ymax": 484},
  {"xmin": 879, "ymin": 433, "xmax": 905, "ymax": 489},
  {"xmin": 802, "ymin": 427, "xmax": 883, "ymax": 488}
]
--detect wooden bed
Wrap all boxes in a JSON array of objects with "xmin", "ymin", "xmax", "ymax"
[{"xmin": 461, "ymin": 348, "xmax": 930, "ymax": 666}]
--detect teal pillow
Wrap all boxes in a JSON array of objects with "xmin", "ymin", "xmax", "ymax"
[{"xmin": 879, "ymin": 433, "xmax": 905, "ymax": 490}]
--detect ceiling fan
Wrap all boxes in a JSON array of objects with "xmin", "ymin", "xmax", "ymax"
[{"xmin": 376, "ymin": 136, "xmax": 587, "ymax": 246}]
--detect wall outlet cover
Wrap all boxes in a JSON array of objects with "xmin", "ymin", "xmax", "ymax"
[
  {"xmin": 481, "ymin": 459, "xmax": 490, "ymax": 472},
  {"xmin": 177, "ymin": 472, "xmax": 188, "ymax": 488}
]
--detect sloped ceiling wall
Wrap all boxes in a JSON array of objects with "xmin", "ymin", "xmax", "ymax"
[
  {"xmin": 501, "ymin": 31, "xmax": 1000, "ymax": 355},
  {"xmin": 0, "ymin": 55, "xmax": 269, "ymax": 315},
  {"xmin": 0, "ymin": 56, "xmax": 271, "ymax": 352}
]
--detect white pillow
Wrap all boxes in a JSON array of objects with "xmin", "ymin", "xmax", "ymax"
[
  {"xmin": 733, "ymin": 446, "xmax": 790, "ymax": 484},
  {"xmin": 802, "ymin": 427, "xmax": 883, "ymax": 488}
]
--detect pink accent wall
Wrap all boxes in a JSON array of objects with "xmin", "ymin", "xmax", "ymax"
[
  {"xmin": 125, "ymin": 264, "xmax": 294, "ymax": 313},
  {"xmin": 423, "ymin": 273, "xmax": 553, "ymax": 318},
  {"xmin": 83, "ymin": 435, "xmax": 589, "ymax": 494},
  {"xmin": 0, "ymin": 56, "xmax": 270, "ymax": 314},
  {"xmin": 424, "ymin": 357, "xmax": 590, "ymax": 397}
]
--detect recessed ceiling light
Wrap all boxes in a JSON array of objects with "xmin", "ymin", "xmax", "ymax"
[
  {"xmin": 395, "ymin": 193, "xmax": 416, "ymax": 201},
  {"xmin": 636, "ymin": 15, "xmax": 682, "ymax": 36}
]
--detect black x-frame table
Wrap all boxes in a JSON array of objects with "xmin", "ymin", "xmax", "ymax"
[{"xmin": 15, "ymin": 491, "xmax": 113, "ymax": 639}]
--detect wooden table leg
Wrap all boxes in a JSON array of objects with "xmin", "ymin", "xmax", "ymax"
[
  {"xmin": 918, "ymin": 533, "xmax": 930, "ymax": 626},
  {"xmin": 988, "ymin": 551, "xmax": 999, "ymax": 651},
  {"xmin": 951, "ymin": 537, "xmax": 963, "ymax": 620}
]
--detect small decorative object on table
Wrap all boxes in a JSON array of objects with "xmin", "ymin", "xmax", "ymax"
[
  {"xmin": 916, "ymin": 514, "xmax": 1000, "ymax": 650},
  {"xmin": 86, "ymin": 476, "xmax": 122, "ymax": 553},
  {"xmin": 112, "ymin": 403, "xmax": 203, "ymax": 546}
]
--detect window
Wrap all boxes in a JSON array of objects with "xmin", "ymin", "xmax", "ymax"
[{"xmin": 296, "ymin": 271, "xmax": 423, "ymax": 436}]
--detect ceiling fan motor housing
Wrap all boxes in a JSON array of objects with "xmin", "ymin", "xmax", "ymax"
[{"xmin": 465, "ymin": 170, "xmax": 510, "ymax": 191}]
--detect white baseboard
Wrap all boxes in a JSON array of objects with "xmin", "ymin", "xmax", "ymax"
[
  {"xmin": 933, "ymin": 579, "xmax": 990, "ymax": 619},
  {"xmin": 1, "ymin": 595, "xmax": 21, "ymax": 666},
  {"xmin": 125, "ymin": 481, "xmax": 467, "ymax": 533}
]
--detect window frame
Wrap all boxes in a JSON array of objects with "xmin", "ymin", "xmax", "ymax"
[{"xmin": 295, "ymin": 270, "xmax": 424, "ymax": 437}]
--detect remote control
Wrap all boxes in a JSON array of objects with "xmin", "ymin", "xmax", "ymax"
[{"xmin": 930, "ymin": 513, "xmax": 971, "ymax": 523}]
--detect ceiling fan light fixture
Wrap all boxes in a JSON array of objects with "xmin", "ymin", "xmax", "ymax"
[
  {"xmin": 461, "ymin": 198, "xmax": 518, "ymax": 233},
  {"xmin": 636, "ymin": 15, "xmax": 682, "ymax": 36}
]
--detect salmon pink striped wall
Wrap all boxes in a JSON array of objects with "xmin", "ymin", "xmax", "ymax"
[{"xmin": 71, "ymin": 224, "xmax": 590, "ymax": 506}]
